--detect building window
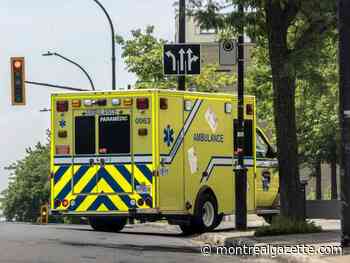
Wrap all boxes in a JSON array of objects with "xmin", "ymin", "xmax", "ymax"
[{"xmin": 199, "ymin": 26, "xmax": 216, "ymax": 34}]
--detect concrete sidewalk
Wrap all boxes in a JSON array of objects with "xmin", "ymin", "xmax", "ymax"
[{"xmin": 193, "ymin": 215, "xmax": 345, "ymax": 262}]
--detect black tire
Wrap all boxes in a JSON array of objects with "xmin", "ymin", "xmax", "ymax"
[
  {"xmin": 192, "ymin": 193, "xmax": 218, "ymax": 233},
  {"xmin": 89, "ymin": 216, "xmax": 127, "ymax": 232},
  {"xmin": 211, "ymin": 213, "xmax": 224, "ymax": 230}
]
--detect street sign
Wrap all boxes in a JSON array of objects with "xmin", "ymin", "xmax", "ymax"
[{"xmin": 163, "ymin": 44, "xmax": 201, "ymax": 76}]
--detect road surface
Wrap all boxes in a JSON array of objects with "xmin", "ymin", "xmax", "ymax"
[{"xmin": 0, "ymin": 222, "xmax": 241, "ymax": 263}]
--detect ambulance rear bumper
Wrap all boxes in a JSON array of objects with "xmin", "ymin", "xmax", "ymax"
[{"xmin": 51, "ymin": 208, "xmax": 161, "ymax": 217}]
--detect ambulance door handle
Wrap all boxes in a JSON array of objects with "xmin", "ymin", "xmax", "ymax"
[
  {"xmin": 89, "ymin": 158, "xmax": 94, "ymax": 167},
  {"xmin": 100, "ymin": 158, "xmax": 105, "ymax": 167}
]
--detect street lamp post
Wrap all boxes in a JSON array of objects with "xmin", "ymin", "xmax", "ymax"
[
  {"xmin": 92, "ymin": 0, "xmax": 116, "ymax": 91},
  {"xmin": 42, "ymin": 51, "xmax": 95, "ymax": 91}
]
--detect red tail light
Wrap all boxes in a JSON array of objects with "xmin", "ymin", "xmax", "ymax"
[
  {"xmin": 137, "ymin": 98, "xmax": 149, "ymax": 110},
  {"xmin": 62, "ymin": 199, "xmax": 69, "ymax": 207},
  {"xmin": 56, "ymin": 145, "xmax": 70, "ymax": 155},
  {"xmin": 56, "ymin": 101, "xmax": 69, "ymax": 112}
]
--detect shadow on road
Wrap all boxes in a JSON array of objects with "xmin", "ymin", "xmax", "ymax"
[
  {"xmin": 211, "ymin": 226, "xmax": 260, "ymax": 233},
  {"xmin": 60, "ymin": 241, "xmax": 200, "ymax": 254},
  {"xmin": 54, "ymin": 226, "xmax": 197, "ymax": 238}
]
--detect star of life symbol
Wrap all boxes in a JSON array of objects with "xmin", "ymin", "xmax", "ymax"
[
  {"xmin": 59, "ymin": 119, "xmax": 66, "ymax": 128},
  {"xmin": 163, "ymin": 125, "xmax": 174, "ymax": 147}
]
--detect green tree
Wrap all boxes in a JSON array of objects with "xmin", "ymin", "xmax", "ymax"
[
  {"xmin": 246, "ymin": 35, "xmax": 339, "ymax": 200},
  {"xmin": 1, "ymin": 142, "xmax": 50, "ymax": 222},
  {"xmin": 189, "ymin": 0, "xmax": 336, "ymax": 220},
  {"xmin": 117, "ymin": 26, "xmax": 236, "ymax": 91}
]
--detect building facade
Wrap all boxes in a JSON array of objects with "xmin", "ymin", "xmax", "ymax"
[{"xmin": 175, "ymin": 15, "xmax": 255, "ymax": 91}]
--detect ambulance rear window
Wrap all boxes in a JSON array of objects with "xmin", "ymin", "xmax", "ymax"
[
  {"xmin": 75, "ymin": 116, "xmax": 96, "ymax": 155},
  {"xmin": 98, "ymin": 115, "xmax": 130, "ymax": 154},
  {"xmin": 234, "ymin": 119, "xmax": 253, "ymax": 157}
]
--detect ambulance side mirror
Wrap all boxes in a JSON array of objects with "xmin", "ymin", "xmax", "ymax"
[{"xmin": 266, "ymin": 146, "xmax": 277, "ymax": 159}]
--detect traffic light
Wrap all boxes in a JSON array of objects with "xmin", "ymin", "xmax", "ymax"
[
  {"xmin": 40, "ymin": 205, "xmax": 49, "ymax": 224},
  {"xmin": 11, "ymin": 57, "xmax": 26, "ymax": 105}
]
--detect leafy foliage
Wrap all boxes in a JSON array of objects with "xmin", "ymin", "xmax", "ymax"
[
  {"xmin": 1, "ymin": 142, "xmax": 50, "ymax": 222},
  {"xmin": 188, "ymin": 0, "xmax": 336, "ymax": 220},
  {"xmin": 255, "ymin": 216, "xmax": 322, "ymax": 237}
]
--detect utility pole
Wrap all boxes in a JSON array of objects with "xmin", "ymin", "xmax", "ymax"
[
  {"xmin": 339, "ymin": 0, "xmax": 350, "ymax": 248},
  {"xmin": 178, "ymin": 0, "xmax": 186, "ymax": 91},
  {"xmin": 92, "ymin": 0, "xmax": 116, "ymax": 90},
  {"xmin": 234, "ymin": 3, "xmax": 247, "ymax": 230}
]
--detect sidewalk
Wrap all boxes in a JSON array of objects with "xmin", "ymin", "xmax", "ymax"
[{"xmin": 193, "ymin": 215, "xmax": 345, "ymax": 262}]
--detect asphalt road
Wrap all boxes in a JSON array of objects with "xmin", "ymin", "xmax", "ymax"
[{"xmin": 0, "ymin": 222, "xmax": 243, "ymax": 263}]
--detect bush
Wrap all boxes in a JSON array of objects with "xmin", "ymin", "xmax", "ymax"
[{"xmin": 255, "ymin": 216, "xmax": 322, "ymax": 237}]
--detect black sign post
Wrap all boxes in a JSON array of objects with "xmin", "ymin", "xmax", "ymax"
[
  {"xmin": 234, "ymin": 3, "xmax": 248, "ymax": 231},
  {"xmin": 163, "ymin": 44, "xmax": 201, "ymax": 76}
]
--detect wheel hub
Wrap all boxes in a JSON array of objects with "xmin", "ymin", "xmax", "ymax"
[{"xmin": 202, "ymin": 201, "xmax": 215, "ymax": 227}]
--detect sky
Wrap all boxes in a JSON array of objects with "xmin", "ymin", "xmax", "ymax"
[{"xmin": 0, "ymin": 0, "xmax": 176, "ymax": 192}]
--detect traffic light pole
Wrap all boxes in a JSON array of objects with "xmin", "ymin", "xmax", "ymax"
[
  {"xmin": 339, "ymin": 0, "xmax": 350, "ymax": 248},
  {"xmin": 25, "ymin": 81, "xmax": 88, "ymax": 92},
  {"xmin": 234, "ymin": 3, "xmax": 247, "ymax": 230},
  {"xmin": 178, "ymin": 0, "xmax": 186, "ymax": 91},
  {"xmin": 42, "ymin": 51, "xmax": 95, "ymax": 91}
]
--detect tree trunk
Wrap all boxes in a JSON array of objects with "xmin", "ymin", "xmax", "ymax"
[
  {"xmin": 315, "ymin": 162, "xmax": 322, "ymax": 200},
  {"xmin": 266, "ymin": 1, "xmax": 304, "ymax": 221},
  {"xmin": 338, "ymin": 0, "xmax": 350, "ymax": 246},
  {"xmin": 331, "ymin": 159, "xmax": 338, "ymax": 200}
]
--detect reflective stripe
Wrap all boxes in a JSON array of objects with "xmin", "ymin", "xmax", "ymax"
[
  {"xmin": 206, "ymin": 157, "xmax": 233, "ymax": 176},
  {"xmin": 54, "ymin": 155, "xmax": 153, "ymax": 165},
  {"xmin": 162, "ymin": 99, "xmax": 203, "ymax": 163}
]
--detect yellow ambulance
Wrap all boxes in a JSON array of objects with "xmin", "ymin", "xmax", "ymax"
[{"xmin": 50, "ymin": 89, "xmax": 279, "ymax": 234}]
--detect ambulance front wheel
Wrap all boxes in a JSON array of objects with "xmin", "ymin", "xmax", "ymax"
[{"xmin": 88, "ymin": 216, "xmax": 127, "ymax": 232}]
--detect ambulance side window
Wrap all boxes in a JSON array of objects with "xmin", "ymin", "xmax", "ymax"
[
  {"xmin": 234, "ymin": 120, "xmax": 253, "ymax": 157},
  {"xmin": 256, "ymin": 132, "xmax": 269, "ymax": 158},
  {"xmin": 75, "ymin": 116, "xmax": 96, "ymax": 155}
]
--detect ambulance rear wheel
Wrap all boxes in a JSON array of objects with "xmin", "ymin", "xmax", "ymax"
[
  {"xmin": 88, "ymin": 216, "xmax": 127, "ymax": 232},
  {"xmin": 193, "ymin": 193, "xmax": 218, "ymax": 233}
]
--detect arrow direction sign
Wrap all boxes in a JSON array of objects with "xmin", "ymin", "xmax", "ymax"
[
  {"xmin": 187, "ymin": 48, "xmax": 199, "ymax": 72},
  {"xmin": 179, "ymin": 49, "xmax": 186, "ymax": 72},
  {"xmin": 166, "ymin": 51, "xmax": 177, "ymax": 71},
  {"xmin": 163, "ymin": 44, "xmax": 201, "ymax": 76}
]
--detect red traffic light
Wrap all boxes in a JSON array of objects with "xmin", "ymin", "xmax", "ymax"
[
  {"xmin": 13, "ymin": 60, "xmax": 22, "ymax": 69},
  {"xmin": 11, "ymin": 57, "xmax": 26, "ymax": 106}
]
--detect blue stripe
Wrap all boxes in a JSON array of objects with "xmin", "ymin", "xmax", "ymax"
[
  {"xmin": 87, "ymin": 196, "xmax": 117, "ymax": 211},
  {"xmin": 72, "ymin": 165, "xmax": 90, "ymax": 189},
  {"xmin": 55, "ymin": 182, "xmax": 71, "ymax": 202},
  {"xmin": 69, "ymin": 174, "xmax": 105, "ymax": 211},
  {"xmin": 136, "ymin": 164, "xmax": 152, "ymax": 184},
  {"xmin": 114, "ymin": 165, "xmax": 132, "ymax": 184},
  {"xmin": 55, "ymin": 165, "xmax": 91, "ymax": 202},
  {"xmin": 99, "ymin": 167, "xmax": 126, "ymax": 193},
  {"xmin": 54, "ymin": 165, "xmax": 70, "ymax": 184}
]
